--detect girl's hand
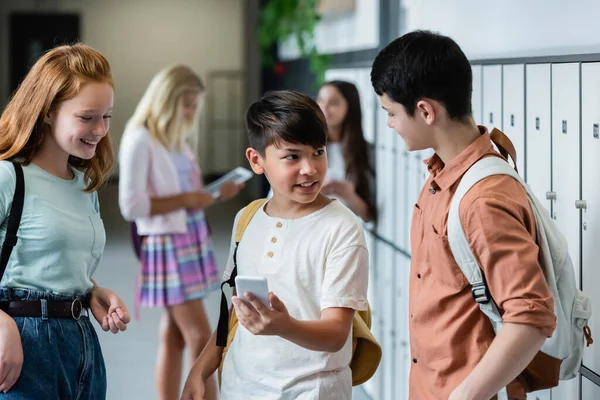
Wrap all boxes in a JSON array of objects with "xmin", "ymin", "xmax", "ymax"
[
  {"xmin": 0, "ymin": 315, "xmax": 23, "ymax": 393},
  {"xmin": 232, "ymin": 292, "xmax": 290, "ymax": 336},
  {"xmin": 218, "ymin": 181, "xmax": 244, "ymax": 201},
  {"xmin": 90, "ymin": 287, "xmax": 130, "ymax": 334},
  {"xmin": 184, "ymin": 192, "xmax": 216, "ymax": 209}
]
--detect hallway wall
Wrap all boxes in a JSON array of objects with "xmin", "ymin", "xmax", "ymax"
[{"xmin": 0, "ymin": 0, "xmax": 244, "ymax": 173}]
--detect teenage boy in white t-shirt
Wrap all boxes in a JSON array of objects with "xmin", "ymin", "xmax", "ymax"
[{"xmin": 181, "ymin": 90, "xmax": 369, "ymax": 400}]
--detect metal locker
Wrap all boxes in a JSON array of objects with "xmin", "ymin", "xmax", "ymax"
[
  {"xmin": 582, "ymin": 376, "xmax": 600, "ymax": 400},
  {"xmin": 375, "ymin": 147, "xmax": 389, "ymax": 238},
  {"xmin": 356, "ymin": 68, "xmax": 377, "ymax": 144},
  {"xmin": 551, "ymin": 62, "xmax": 581, "ymax": 400},
  {"xmin": 365, "ymin": 233, "xmax": 382, "ymax": 400},
  {"xmin": 483, "ymin": 65, "xmax": 503, "ymax": 131},
  {"xmin": 551, "ymin": 62, "xmax": 581, "ymax": 285},
  {"xmin": 376, "ymin": 110, "xmax": 395, "ymax": 242},
  {"xmin": 525, "ymin": 64, "xmax": 552, "ymax": 214},
  {"xmin": 502, "ymin": 64, "xmax": 526, "ymax": 176},
  {"xmin": 379, "ymin": 245, "xmax": 396, "ymax": 400},
  {"xmin": 394, "ymin": 254, "xmax": 410, "ymax": 400},
  {"xmin": 472, "ymin": 65, "xmax": 483, "ymax": 125},
  {"xmin": 395, "ymin": 144, "xmax": 408, "ymax": 251},
  {"xmin": 406, "ymin": 152, "xmax": 420, "ymax": 254},
  {"xmin": 370, "ymin": 239, "xmax": 386, "ymax": 400},
  {"xmin": 580, "ymin": 62, "xmax": 600, "ymax": 376}
]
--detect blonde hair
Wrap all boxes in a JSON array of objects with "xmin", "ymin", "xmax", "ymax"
[
  {"xmin": 0, "ymin": 43, "xmax": 114, "ymax": 192},
  {"xmin": 128, "ymin": 65, "xmax": 204, "ymax": 151}
]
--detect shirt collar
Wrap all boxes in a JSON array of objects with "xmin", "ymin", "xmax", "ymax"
[{"xmin": 424, "ymin": 126, "xmax": 494, "ymax": 191}]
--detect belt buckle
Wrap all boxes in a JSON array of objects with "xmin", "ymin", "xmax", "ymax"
[{"xmin": 71, "ymin": 298, "xmax": 83, "ymax": 320}]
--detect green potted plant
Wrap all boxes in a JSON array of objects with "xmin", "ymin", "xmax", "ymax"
[{"xmin": 258, "ymin": 0, "xmax": 332, "ymax": 87}]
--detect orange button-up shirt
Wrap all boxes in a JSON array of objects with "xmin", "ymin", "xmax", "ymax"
[{"xmin": 409, "ymin": 127, "xmax": 556, "ymax": 399}]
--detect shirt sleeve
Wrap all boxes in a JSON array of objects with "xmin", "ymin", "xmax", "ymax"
[
  {"xmin": 118, "ymin": 127, "xmax": 152, "ymax": 221},
  {"xmin": 0, "ymin": 162, "xmax": 16, "ymax": 226},
  {"xmin": 321, "ymin": 223, "xmax": 369, "ymax": 312},
  {"xmin": 222, "ymin": 208, "xmax": 243, "ymax": 281},
  {"xmin": 461, "ymin": 177, "xmax": 557, "ymax": 337}
]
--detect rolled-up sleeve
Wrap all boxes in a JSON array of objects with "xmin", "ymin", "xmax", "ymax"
[
  {"xmin": 461, "ymin": 180, "xmax": 557, "ymax": 338},
  {"xmin": 118, "ymin": 128, "xmax": 152, "ymax": 221}
]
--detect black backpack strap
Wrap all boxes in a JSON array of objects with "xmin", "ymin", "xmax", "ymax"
[
  {"xmin": 216, "ymin": 244, "xmax": 239, "ymax": 347},
  {"xmin": 0, "ymin": 163, "xmax": 24, "ymax": 281}
]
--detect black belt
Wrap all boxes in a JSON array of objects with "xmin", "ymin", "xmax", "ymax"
[{"xmin": 0, "ymin": 298, "xmax": 90, "ymax": 320}]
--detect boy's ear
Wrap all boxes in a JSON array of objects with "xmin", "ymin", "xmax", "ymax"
[
  {"xmin": 246, "ymin": 148, "xmax": 265, "ymax": 175},
  {"xmin": 416, "ymin": 99, "xmax": 436, "ymax": 126}
]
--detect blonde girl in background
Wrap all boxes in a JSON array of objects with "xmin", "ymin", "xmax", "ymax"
[{"xmin": 119, "ymin": 65, "xmax": 241, "ymax": 400}]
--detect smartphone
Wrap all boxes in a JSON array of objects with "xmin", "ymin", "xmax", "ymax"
[{"xmin": 235, "ymin": 275, "xmax": 270, "ymax": 308}]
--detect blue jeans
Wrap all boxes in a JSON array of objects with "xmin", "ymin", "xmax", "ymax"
[{"xmin": 0, "ymin": 288, "xmax": 106, "ymax": 400}]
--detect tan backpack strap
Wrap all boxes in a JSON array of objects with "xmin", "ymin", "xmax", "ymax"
[
  {"xmin": 235, "ymin": 199, "xmax": 268, "ymax": 242},
  {"xmin": 490, "ymin": 128, "xmax": 519, "ymax": 174},
  {"xmin": 217, "ymin": 198, "xmax": 267, "ymax": 347}
]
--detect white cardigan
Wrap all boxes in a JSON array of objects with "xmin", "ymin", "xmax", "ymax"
[{"xmin": 118, "ymin": 125, "xmax": 202, "ymax": 235}]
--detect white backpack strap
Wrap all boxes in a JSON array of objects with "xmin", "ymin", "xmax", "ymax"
[
  {"xmin": 448, "ymin": 156, "xmax": 522, "ymax": 335},
  {"xmin": 448, "ymin": 156, "xmax": 523, "ymax": 400}
]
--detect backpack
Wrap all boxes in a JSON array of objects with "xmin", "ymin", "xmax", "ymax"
[
  {"xmin": 447, "ymin": 129, "xmax": 593, "ymax": 397},
  {"xmin": 215, "ymin": 199, "xmax": 382, "ymax": 387},
  {"xmin": 0, "ymin": 162, "xmax": 24, "ymax": 280}
]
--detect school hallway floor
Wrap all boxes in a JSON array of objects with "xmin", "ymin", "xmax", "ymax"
[{"xmin": 96, "ymin": 183, "xmax": 372, "ymax": 400}]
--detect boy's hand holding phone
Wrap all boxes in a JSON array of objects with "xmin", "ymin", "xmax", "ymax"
[{"xmin": 232, "ymin": 292, "xmax": 291, "ymax": 336}]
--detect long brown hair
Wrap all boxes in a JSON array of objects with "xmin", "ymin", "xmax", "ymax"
[
  {"xmin": 322, "ymin": 80, "xmax": 377, "ymax": 221},
  {"xmin": 0, "ymin": 43, "xmax": 114, "ymax": 192}
]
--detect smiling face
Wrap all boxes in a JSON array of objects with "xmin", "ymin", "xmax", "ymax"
[
  {"xmin": 248, "ymin": 141, "xmax": 327, "ymax": 204},
  {"xmin": 44, "ymin": 81, "xmax": 114, "ymax": 160}
]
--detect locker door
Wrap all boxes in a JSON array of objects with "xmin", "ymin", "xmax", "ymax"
[
  {"xmin": 583, "ymin": 376, "xmax": 600, "ymax": 400},
  {"xmin": 406, "ymin": 153, "xmax": 420, "ymax": 254},
  {"xmin": 551, "ymin": 62, "xmax": 581, "ymax": 400},
  {"xmin": 581, "ymin": 62, "xmax": 600, "ymax": 375},
  {"xmin": 379, "ymin": 245, "xmax": 396, "ymax": 400},
  {"xmin": 376, "ymin": 110, "xmax": 395, "ymax": 241},
  {"xmin": 525, "ymin": 64, "xmax": 552, "ymax": 214},
  {"xmin": 483, "ymin": 65, "xmax": 503, "ymax": 131},
  {"xmin": 394, "ymin": 254, "xmax": 410, "ymax": 400},
  {"xmin": 370, "ymin": 240, "xmax": 386, "ymax": 400},
  {"xmin": 472, "ymin": 65, "xmax": 483, "ymax": 124},
  {"xmin": 395, "ymin": 137, "xmax": 408, "ymax": 250},
  {"xmin": 365, "ymin": 232, "xmax": 382, "ymax": 399},
  {"xmin": 356, "ymin": 68, "xmax": 377, "ymax": 144},
  {"xmin": 502, "ymin": 64, "xmax": 526, "ymax": 176}
]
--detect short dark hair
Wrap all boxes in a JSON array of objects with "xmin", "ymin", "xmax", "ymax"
[
  {"xmin": 371, "ymin": 30, "xmax": 473, "ymax": 120},
  {"xmin": 245, "ymin": 90, "xmax": 327, "ymax": 156}
]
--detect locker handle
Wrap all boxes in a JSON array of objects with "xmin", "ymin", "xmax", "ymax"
[
  {"xmin": 546, "ymin": 191, "xmax": 556, "ymax": 200},
  {"xmin": 575, "ymin": 200, "xmax": 587, "ymax": 210}
]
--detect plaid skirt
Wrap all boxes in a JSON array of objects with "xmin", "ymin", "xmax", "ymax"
[{"xmin": 137, "ymin": 210, "xmax": 220, "ymax": 310}]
